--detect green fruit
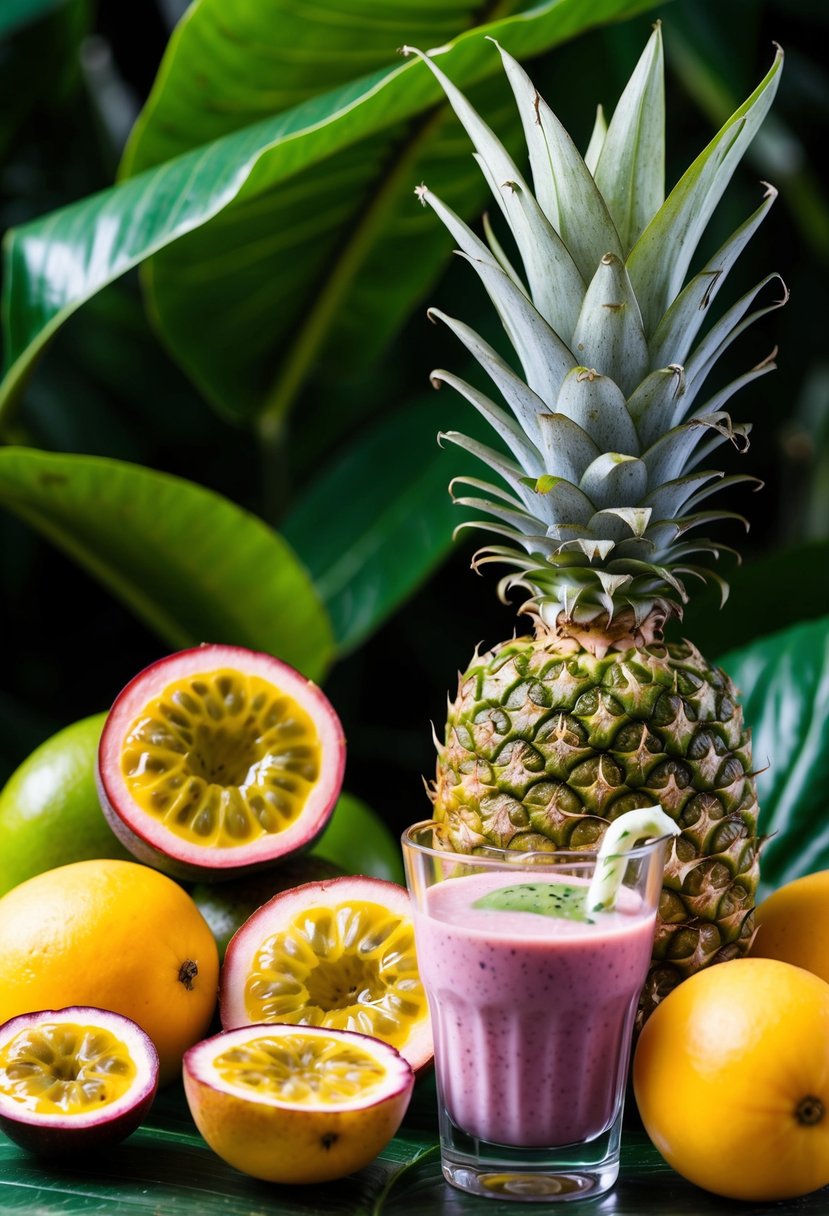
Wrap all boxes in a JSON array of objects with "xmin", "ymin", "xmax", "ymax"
[
  {"xmin": 191, "ymin": 855, "xmax": 343, "ymax": 961},
  {"xmin": 311, "ymin": 793, "xmax": 403, "ymax": 884},
  {"xmin": 0, "ymin": 714, "xmax": 131, "ymax": 896},
  {"xmin": 192, "ymin": 794, "xmax": 403, "ymax": 960}
]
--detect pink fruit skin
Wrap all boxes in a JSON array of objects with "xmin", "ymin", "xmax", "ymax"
[
  {"xmin": 0, "ymin": 1007, "xmax": 159, "ymax": 1157},
  {"xmin": 219, "ymin": 876, "xmax": 434, "ymax": 1074},
  {"xmin": 0, "ymin": 1088, "xmax": 157, "ymax": 1157},
  {"xmin": 96, "ymin": 644, "xmax": 346, "ymax": 881}
]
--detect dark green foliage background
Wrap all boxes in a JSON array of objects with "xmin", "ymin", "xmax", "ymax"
[
  {"xmin": 0, "ymin": 4, "xmax": 828, "ymax": 1205},
  {"xmin": 1, "ymin": 0, "xmax": 826, "ymax": 843}
]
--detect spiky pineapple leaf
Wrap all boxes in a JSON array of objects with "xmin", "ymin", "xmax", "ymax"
[
  {"xmin": 495, "ymin": 40, "xmax": 622, "ymax": 279},
  {"xmin": 593, "ymin": 22, "xmax": 665, "ymax": 252},
  {"xmin": 430, "ymin": 371, "xmax": 542, "ymax": 472},
  {"xmin": 570, "ymin": 254, "xmax": 648, "ymax": 396},
  {"xmin": 718, "ymin": 615, "xmax": 829, "ymax": 895},
  {"xmin": 404, "ymin": 43, "xmax": 586, "ymax": 341},
  {"xmin": 682, "ymin": 273, "xmax": 787, "ymax": 405},
  {"xmin": 427, "ymin": 308, "xmax": 547, "ymax": 448},
  {"xmin": 648, "ymin": 185, "xmax": 778, "ymax": 369},
  {"xmin": 0, "ymin": 0, "xmax": 665, "ymax": 425},
  {"xmin": 627, "ymin": 41, "xmax": 783, "ymax": 334}
]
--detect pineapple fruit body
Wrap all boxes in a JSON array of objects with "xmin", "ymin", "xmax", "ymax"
[
  {"xmin": 409, "ymin": 25, "xmax": 783, "ymax": 1016},
  {"xmin": 434, "ymin": 629, "xmax": 759, "ymax": 1022}
]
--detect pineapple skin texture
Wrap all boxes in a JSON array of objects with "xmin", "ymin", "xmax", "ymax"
[{"xmin": 433, "ymin": 631, "xmax": 760, "ymax": 1024}]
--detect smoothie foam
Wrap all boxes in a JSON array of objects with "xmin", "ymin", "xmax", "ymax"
[{"xmin": 414, "ymin": 870, "xmax": 655, "ymax": 1148}]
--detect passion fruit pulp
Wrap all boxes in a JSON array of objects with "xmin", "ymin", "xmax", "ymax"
[
  {"xmin": 0, "ymin": 1007, "xmax": 158, "ymax": 1156},
  {"xmin": 183, "ymin": 1023, "xmax": 413, "ymax": 1184},
  {"xmin": 220, "ymin": 876, "xmax": 433, "ymax": 1074},
  {"xmin": 97, "ymin": 645, "xmax": 345, "ymax": 881}
]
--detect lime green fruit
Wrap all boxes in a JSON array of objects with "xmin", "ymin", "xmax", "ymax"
[
  {"xmin": 191, "ymin": 855, "xmax": 343, "ymax": 961},
  {"xmin": 311, "ymin": 793, "xmax": 403, "ymax": 884},
  {"xmin": 0, "ymin": 714, "xmax": 131, "ymax": 897}
]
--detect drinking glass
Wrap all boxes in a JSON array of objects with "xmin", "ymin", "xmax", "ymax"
[{"xmin": 402, "ymin": 822, "xmax": 669, "ymax": 1202}]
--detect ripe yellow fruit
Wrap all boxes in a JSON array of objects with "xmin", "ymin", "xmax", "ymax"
[
  {"xmin": 633, "ymin": 958, "xmax": 829, "ymax": 1201},
  {"xmin": 0, "ymin": 859, "xmax": 218, "ymax": 1086},
  {"xmin": 183, "ymin": 1024, "xmax": 413, "ymax": 1183},
  {"xmin": 750, "ymin": 870, "xmax": 829, "ymax": 983}
]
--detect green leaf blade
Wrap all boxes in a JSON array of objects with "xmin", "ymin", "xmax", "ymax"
[
  {"xmin": 718, "ymin": 615, "xmax": 829, "ymax": 896},
  {"xmin": 594, "ymin": 23, "xmax": 665, "ymax": 254},
  {"xmin": 0, "ymin": 448, "xmax": 334, "ymax": 681},
  {"xmin": 283, "ymin": 397, "xmax": 476, "ymax": 655},
  {"xmin": 1, "ymin": 0, "xmax": 669, "ymax": 424},
  {"xmin": 628, "ymin": 42, "xmax": 783, "ymax": 335}
]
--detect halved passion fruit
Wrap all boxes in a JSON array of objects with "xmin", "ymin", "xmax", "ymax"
[
  {"xmin": 184, "ymin": 1023, "xmax": 413, "ymax": 1184},
  {"xmin": 97, "ymin": 645, "xmax": 345, "ymax": 880},
  {"xmin": 191, "ymin": 854, "xmax": 343, "ymax": 962},
  {"xmin": 0, "ymin": 1007, "xmax": 158, "ymax": 1156},
  {"xmin": 220, "ymin": 876, "xmax": 433, "ymax": 1073}
]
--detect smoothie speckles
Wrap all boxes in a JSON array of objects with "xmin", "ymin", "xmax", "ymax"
[{"xmin": 412, "ymin": 871, "xmax": 656, "ymax": 1149}]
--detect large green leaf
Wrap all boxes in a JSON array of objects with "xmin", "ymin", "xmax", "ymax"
[
  {"xmin": 0, "ymin": 0, "xmax": 73, "ymax": 39},
  {"xmin": 284, "ymin": 395, "xmax": 480, "ymax": 654},
  {"xmin": 718, "ymin": 615, "xmax": 829, "ymax": 895},
  {"xmin": 0, "ymin": 448, "xmax": 333, "ymax": 681},
  {"xmin": 0, "ymin": 0, "xmax": 665, "ymax": 427},
  {"xmin": 673, "ymin": 540, "xmax": 829, "ymax": 658},
  {"xmin": 0, "ymin": 0, "xmax": 90, "ymax": 169}
]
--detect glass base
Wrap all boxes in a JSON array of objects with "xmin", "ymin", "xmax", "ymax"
[{"xmin": 438, "ymin": 1104, "xmax": 623, "ymax": 1203}]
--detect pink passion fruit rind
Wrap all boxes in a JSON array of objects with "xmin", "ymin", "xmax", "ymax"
[
  {"xmin": 0, "ymin": 1007, "xmax": 159, "ymax": 1156},
  {"xmin": 96, "ymin": 645, "xmax": 346, "ymax": 882},
  {"xmin": 219, "ymin": 876, "xmax": 434, "ymax": 1075},
  {"xmin": 182, "ymin": 1023, "xmax": 414, "ymax": 1185}
]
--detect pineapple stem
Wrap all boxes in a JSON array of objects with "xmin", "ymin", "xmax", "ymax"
[{"xmin": 256, "ymin": 0, "xmax": 525, "ymax": 444}]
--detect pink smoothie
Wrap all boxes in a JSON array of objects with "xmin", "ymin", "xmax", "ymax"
[{"xmin": 414, "ymin": 870, "xmax": 655, "ymax": 1148}]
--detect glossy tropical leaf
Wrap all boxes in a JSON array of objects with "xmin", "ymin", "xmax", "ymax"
[
  {"xmin": 283, "ymin": 395, "xmax": 480, "ymax": 654},
  {"xmin": 674, "ymin": 540, "xmax": 829, "ymax": 657},
  {"xmin": 312, "ymin": 791, "xmax": 405, "ymax": 883},
  {"xmin": 0, "ymin": 0, "xmax": 90, "ymax": 168},
  {"xmin": 0, "ymin": 0, "xmax": 667, "ymax": 426},
  {"xmin": 0, "ymin": 0, "xmax": 73, "ymax": 39},
  {"xmin": 2, "ymin": 1089, "xmax": 828, "ymax": 1213},
  {"xmin": 124, "ymin": 0, "xmax": 671, "ymax": 429},
  {"xmin": 0, "ymin": 447, "xmax": 333, "ymax": 681},
  {"xmin": 718, "ymin": 615, "xmax": 829, "ymax": 895}
]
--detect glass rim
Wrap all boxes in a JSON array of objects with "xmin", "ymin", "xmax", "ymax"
[{"xmin": 401, "ymin": 819, "xmax": 672, "ymax": 867}]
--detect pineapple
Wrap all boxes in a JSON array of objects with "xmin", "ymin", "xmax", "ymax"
[{"xmin": 405, "ymin": 27, "xmax": 784, "ymax": 1023}]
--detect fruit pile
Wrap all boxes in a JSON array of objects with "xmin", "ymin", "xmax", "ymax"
[{"xmin": 0, "ymin": 644, "xmax": 432, "ymax": 1185}]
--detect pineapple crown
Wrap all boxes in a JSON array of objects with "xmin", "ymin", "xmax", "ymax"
[{"xmin": 404, "ymin": 27, "xmax": 785, "ymax": 645}]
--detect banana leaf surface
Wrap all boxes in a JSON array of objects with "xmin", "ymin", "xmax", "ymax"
[{"xmin": 1, "ymin": 1076, "xmax": 827, "ymax": 1214}]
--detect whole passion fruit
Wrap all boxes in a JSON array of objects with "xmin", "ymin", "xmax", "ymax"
[
  {"xmin": 0, "ymin": 1007, "xmax": 158, "ymax": 1156},
  {"xmin": 97, "ymin": 644, "xmax": 346, "ymax": 881},
  {"xmin": 220, "ymin": 875, "xmax": 433, "ymax": 1074}
]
